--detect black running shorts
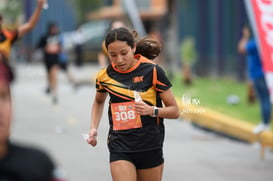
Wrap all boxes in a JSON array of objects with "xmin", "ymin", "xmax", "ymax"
[
  {"xmin": 110, "ymin": 148, "xmax": 164, "ymax": 169},
  {"xmin": 44, "ymin": 54, "xmax": 59, "ymax": 72}
]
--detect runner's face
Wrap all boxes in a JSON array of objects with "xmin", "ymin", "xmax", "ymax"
[
  {"xmin": 0, "ymin": 82, "xmax": 11, "ymax": 142},
  {"xmin": 107, "ymin": 40, "xmax": 136, "ymax": 71}
]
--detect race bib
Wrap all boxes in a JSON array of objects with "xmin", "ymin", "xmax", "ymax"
[{"xmin": 111, "ymin": 102, "xmax": 142, "ymax": 131}]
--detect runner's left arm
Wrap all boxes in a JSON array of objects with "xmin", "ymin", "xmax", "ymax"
[
  {"xmin": 135, "ymin": 89, "xmax": 180, "ymax": 119},
  {"xmin": 158, "ymin": 89, "xmax": 180, "ymax": 119}
]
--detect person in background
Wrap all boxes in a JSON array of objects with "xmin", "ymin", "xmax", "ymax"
[
  {"xmin": 37, "ymin": 22, "xmax": 61, "ymax": 104},
  {"xmin": 0, "ymin": 0, "xmax": 46, "ymax": 63},
  {"xmin": 238, "ymin": 25, "xmax": 272, "ymax": 134},
  {"xmin": 74, "ymin": 43, "xmax": 83, "ymax": 67},
  {"xmin": 87, "ymin": 27, "xmax": 180, "ymax": 181},
  {"xmin": 0, "ymin": 62, "xmax": 65, "ymax": 180}
]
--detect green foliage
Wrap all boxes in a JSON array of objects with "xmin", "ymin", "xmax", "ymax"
[
  {"xmin": 180, "ymin": 37, "xmax": 197, "ymax": 66},
  {"xmin": 70, "ymin": 0, "xmax": 103, "ymax": 23},
  {"xmin": 171, "ymin": 73, "xmax": 260, "ymax": 125},
  {"xmin": 179, "ymin": 0, "xmax": 190, "ymax": 7},
  {"xmin": 0, "ymin": 0, "xmax": 22, "ymax": 24}
]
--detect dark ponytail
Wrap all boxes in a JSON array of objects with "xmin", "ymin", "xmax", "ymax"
[{"xmin": 135, "ymin": 37, "xmax": 161, "ymax": 60}]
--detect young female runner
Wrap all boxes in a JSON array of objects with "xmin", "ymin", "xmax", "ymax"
[{"xmin": 87, "ymin": 27, "xmax": 180, "ymax": 181}]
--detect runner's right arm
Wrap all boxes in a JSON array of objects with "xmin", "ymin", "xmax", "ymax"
[{"xmin": 88, "ymin": 92, "xmax": 108, "ymax": 147}]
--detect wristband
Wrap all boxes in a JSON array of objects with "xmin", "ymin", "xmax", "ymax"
[{"xmin": 152, "ymin": 106, "xmax": 159, "ymax": 117}]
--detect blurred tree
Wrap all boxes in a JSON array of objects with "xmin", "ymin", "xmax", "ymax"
[
  {"xmin": 0, "ymin": 0, "xmax": 22, "ymax": 28},
  {"xmin": 180, "ymin": 37, "xmax": 197, "ymax": 85},
  {"xmin": 70, "ymin": 0, "xmax": 103, "ymax": 23}
]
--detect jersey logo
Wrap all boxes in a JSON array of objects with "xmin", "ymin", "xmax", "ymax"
[{"xmin": 133, "ymin": 76, "xmax": 144, "ymax": 83}]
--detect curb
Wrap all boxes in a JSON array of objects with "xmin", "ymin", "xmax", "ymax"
[{"xmin": 176, "ymin": 98, "xmax": 273, "ymax": 150}]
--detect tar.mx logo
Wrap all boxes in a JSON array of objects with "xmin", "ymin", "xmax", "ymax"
[
  {"xmin": 181, "ymin": 94, "xmax": 205, "ymax": 114},
  {"xmin": 182, "ymin": 94, "xmax": 200, "ymax": 106}
]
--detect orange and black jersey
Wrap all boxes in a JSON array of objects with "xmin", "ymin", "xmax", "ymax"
[
  {"xmin": 96, "ymin": 54, "xmax": 172, "ymax": 152},
  {"xmin": 0, "ymin": 29, "xmax": 18, "ymax": 61}
]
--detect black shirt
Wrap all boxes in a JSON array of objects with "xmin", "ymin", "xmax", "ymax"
[
  {"xmin": 96, "ymin": 55, "xmax": 172, "ymax": 152},
  {"xmin": 0, "ymin": 142, "xmax": 60, "ymax": 181}
]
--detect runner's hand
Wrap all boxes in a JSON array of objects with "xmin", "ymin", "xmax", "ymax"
[
  {"xmin": 135, "ymin": 101, "xmax": 153, "ymax": 116},
  {"xmin": 87, "ymin": 129, "xmax": 98, "ymax": 147}
]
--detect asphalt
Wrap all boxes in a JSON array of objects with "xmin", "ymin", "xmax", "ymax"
[{"xmin": 10, "ymin": 63, "xmax": 273, "ymax": 181}]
